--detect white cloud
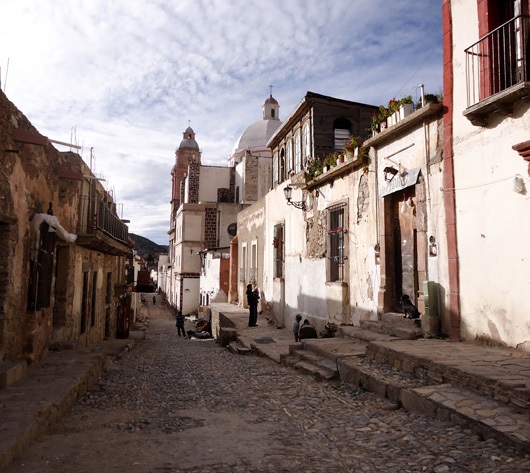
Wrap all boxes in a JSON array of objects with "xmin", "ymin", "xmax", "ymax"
[{"xmin": 0, "ymin": 0, "xmax": 442, "ymax": 244}]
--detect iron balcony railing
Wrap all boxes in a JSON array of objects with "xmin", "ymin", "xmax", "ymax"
[
  {"xmin": 465, "ymin": 14, "xmax": 530, "ymax": 108},
  {"xmin": 78, "ymin": 195, "xmax": 128, "ymax": 244}
]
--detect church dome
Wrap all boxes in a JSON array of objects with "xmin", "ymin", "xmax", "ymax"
[
  {"xmin": 235, "ymin": 119, "xmax": 282, "ymax": 151},
  {"xmin": 229, "ymin": 94, "xmax": 281, "ymax": 163},
  {"xmin": 265, "ymin": 95, "xmax": 278, "ymax": 105},
  {"xmin": 179, "ymin": 126, "xmax": 199, "ymax": 150},
  {"xmin": 179, "ymin": 137, "xmax": 199, "ymax": 149}
]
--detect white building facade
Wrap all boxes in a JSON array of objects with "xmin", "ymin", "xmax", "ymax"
[{"xmin": 445, "ymin": 0, "xmax": 530, "ymax": 350}]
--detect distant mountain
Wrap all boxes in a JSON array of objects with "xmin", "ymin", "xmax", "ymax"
[{"xmin": 129, "ymin": 233, "xmax": 169, "ymax": 258}]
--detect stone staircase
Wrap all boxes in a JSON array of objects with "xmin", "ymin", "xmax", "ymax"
[
  {"xmin": 224, "ymin": 314, "xmax": 530, "ymax": 451},
  {"xmin": 285, "ymin": 333, "xmax": 530, "ymax": 451},
  {"xmin": 282, "ymin": 348, "xmax": 339, "ymax": 381},
  {"xmin": 359, "ymin": 312, "xmax": 422, "ymax": 339}
]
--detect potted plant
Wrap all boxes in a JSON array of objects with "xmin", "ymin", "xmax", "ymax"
[
  {"xmin": 399, "ymin": 95, "xmax": 414, "ymax": 120},
  {"xmin": 371, "ymin": 105, "xmax": 391, "ymax": 134},
  {"xmin": 387, "ymin": 98, "xmax": 401, "ymax": 126},
  {"xmin": 305, "ymin": 157, "xmax": 324, "ymax": 181},
  {"xmin": 322, "ymin": 152, "xmax": 338, "ymax": 172},
  {"xmin": 344, "ymin": 135, "xmax": 363, "ymax": 159}
]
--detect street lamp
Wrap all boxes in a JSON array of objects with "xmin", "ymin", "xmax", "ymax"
[{"xmin": 283, "ymin": 185, "xmax": 307, "ymax": 211}]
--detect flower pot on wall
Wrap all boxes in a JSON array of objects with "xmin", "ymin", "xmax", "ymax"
[{"xmin": 399, "ymin": 103, "xmax": 414, "ymax": 120}]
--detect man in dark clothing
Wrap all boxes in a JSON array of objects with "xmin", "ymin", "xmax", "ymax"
[
  {"xmin": 299, "ymin": 319, "xmax": 318, "ymax": 340},
  {"xmin": 246, "ymin": 284, "xmax": 260, "ymax": 327},
  {"xmin": 175, "ymin": 310, "xmax": 186, "ymax": 337}
]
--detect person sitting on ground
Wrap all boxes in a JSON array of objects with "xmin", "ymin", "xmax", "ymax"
[
  {"xmin": 299, "ymin": 319, "xmax": 318, "ymax": 340},
  {"xmin": 293, "ymin": 314, "xmax": 302, "ymax": 342}
]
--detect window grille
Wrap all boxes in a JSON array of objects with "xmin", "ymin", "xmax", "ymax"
[
  {"xmin": 274, "ymin": 224, "xmax": 284, "ymax": 278},
  {"xmin": 328, "ymin": 204, "xmax": 346, "ymax": 282},
  {"xmin": 27, "ymin": 222, "xmax": 56, "ymax": 311}
]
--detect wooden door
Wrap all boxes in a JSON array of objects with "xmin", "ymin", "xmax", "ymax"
[{"xmin": 392, "ymin": 187, "xmax": 418, "ymax": 310}]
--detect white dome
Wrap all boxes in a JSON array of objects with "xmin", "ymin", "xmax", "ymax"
[{"xmin": 235, "ymin": 119, "xmax": 282, "ymax": 151}]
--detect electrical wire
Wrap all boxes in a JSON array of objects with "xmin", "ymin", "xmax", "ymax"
[{"xmin": 440, "ymin": 174, "xmax": 528, "ymax": 192}]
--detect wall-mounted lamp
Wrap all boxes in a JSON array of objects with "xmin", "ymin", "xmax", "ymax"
[
  {"xmin": 383, "ymin": 166, "xmax": 399, "ymax": 182},
  {"xmin": 283, "ymin": 185, "xmax": 307, "ymax": 211}
]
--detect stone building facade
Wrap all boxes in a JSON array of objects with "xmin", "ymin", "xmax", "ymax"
[{"xmin": 0, "ymin": 90, "xmax": 131, "ymax": 365}]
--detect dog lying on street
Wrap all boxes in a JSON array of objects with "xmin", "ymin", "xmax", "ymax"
[{"xmin": 401, "ymin": 295, "xmax": 420, "ymax": 319}]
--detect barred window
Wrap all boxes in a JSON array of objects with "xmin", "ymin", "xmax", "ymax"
[
  {"xmin": 273, "ymin": 223, "xmax": 284, "ymax": 279},
  {"xmin": 27, "ymin": 222, "xmax": 56, "ymax": 311},
  {"xmin": 328, "ymin": 204, "xmax": 346, "ymax": 282}
]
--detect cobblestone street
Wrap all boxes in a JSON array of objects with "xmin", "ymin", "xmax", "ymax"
[{"xmin": 3, "ymin": 306, "xmax": 529, "ymax": 473}]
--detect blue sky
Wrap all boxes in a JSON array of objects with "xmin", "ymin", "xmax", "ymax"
[{"xmin": 0, "ymin": 0, "xmax": 442, "ymax": 245}]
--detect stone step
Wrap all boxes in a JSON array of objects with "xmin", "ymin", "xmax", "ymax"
[
  {"xmin": 227, "ymin": 341, "xmax": 252, "ymax": 356},
  {"xmin": 338, "ymin": 326, "xmax": 399, "ymax": 343},
  {"xmin": 337, "ymin": 354, "xmax": 429, "ymax": 403},
  {"xmin": 302, "ymin": 337, "xmax": 367, "ymax": 361},
  {"xmin": 337, "ymin": 353, "xmax": 530, "ymax": 451},
  {"xmin": 359, "ymin": 320, "xmax": 422, "ymax": 339},
  {"xmin": 402, "ymin": 384, "xmax": 530, "ymax": 452},
  {"xmin": 0, "ymin": 361, "xmax": 27, "ymax": 389},
  {"xmin": 365, "ymin": 340, "xmax": 530, "ymax": 412},
  {"xmin": 283, "ymin": 354, "xmax": 338, "ymax": 381},
  {"xmin": 291, "ymin": 349, "xmax": 338, "ymax": 373}
]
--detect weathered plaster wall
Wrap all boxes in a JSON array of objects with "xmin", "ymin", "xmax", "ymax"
[
  {"xmin": 451, "ymin": 1, "xmax": 530, "ymax": 349},
  {"xmin": 0, "ymin": 91, "xmax": 128, "ymax": 362}
]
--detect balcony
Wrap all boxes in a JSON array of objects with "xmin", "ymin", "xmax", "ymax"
[
  {"xmin": 464, "ymin": 14, "xmax": 530, "ymax": 126},
  {"xmin": 76, "ymin": 195, "xmax": 130, "ymax": 256}
]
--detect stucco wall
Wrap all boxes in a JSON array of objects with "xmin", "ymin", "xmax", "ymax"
[
  {"xmin": 451, "ymin": 1, "xmax": 530, "ymax": 349},
  {"xmin": 198, "ymin": 166, "xmax": 231, "ymax": 203}
]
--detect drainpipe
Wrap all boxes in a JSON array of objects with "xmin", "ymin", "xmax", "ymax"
[{"xmin": 442, "ymin": 0, "xmax": 461, "ymax": 340}]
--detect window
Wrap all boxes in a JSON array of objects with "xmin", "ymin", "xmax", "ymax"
[
  {"xmin": 241, "ymin": 243, "xmax": 247, "ymax": 282},
  {"xmin": 80, "ymin": 271, "xmax": 89, "ymax": 334},
  {"xmin": 327, "ymin": 204, "xmax": 347, "ymax": 282},
  {"xmin": 91, "ymin": 271, "xmax": 97, "ymax": 327},
  {"xmin": 27, "ymin": 222, "xmax": 56, "ymax": 311},
  {"xmin": 465, "ymin": 0, "xmax": 529, "ymax": 108},
  {"xmin": 333, "ymin": 118, "xmax": 351, "ymax": 152},
  {"xmin": 279, "ymin": 148, "xmax": 286, "ymax": 183},
  {"xmin": 294, "ymin": 131, "xmax": 301, "ymax": 173},
  {"xmin": 273, "ymin": 224, "xmax": 284, "ymax": 279},
  {"xmin": 250, "ymin": 241, "xmax": 257, "ymax": 283},
  {"xmin": 273, "ymin": 151, "xmax": 278, "ymax": 184},
  {"xmin": 286, "ymin": 140, "xmax": 293, "ymax": 174},
  {"xmin": 302, "ymin": 122, "xmax": 311, "ymax": 167}
]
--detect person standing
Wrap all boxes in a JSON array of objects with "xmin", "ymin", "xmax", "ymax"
[
  {"xmin": 293, "ymin": 314, "xmax": 302, "ymax": 342},
  {"xmin": 175, "ymin": 310, "xmax": 186, "ymax": 337},
  {"xmin": 247, "ymin": 284, "xmax": 259, "ymax": 327}
]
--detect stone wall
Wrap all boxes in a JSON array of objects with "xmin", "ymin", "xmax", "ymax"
[{"xmin": 0, "ymin": 90, "xmax": 128, "ymax": 363}]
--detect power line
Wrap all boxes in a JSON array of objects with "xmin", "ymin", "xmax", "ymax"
[{"xmin": 394, "ymin": 43, "xmax": 441, "ymax": 98}]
